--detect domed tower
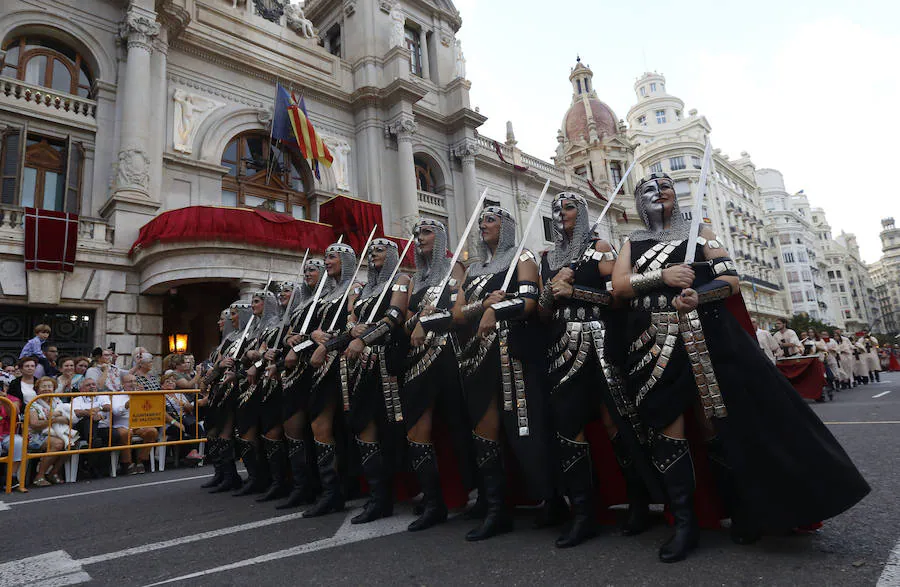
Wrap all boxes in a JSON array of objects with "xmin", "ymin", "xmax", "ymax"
[
  {"xmin": 555, "ymin": 57, "xmax": 632, "ymax": 195},
  {"xmin": 626, "ymin": 72, "xmax": 686, "ymax": 131}
]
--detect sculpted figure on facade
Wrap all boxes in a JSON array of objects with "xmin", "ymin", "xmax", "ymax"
[
  {"xmin": 252, "ymin": 0, "xmax": 288, "ymax": 22},
  {"xmin": 325, "ymin": 139, "xmax": 352, "ymax": 192},
  {"xmin": 453, "ymin": 39, "xmax": 466, "ymax": 79},
  {"xmin": 173, "ymin": 89, "xmax": 223, "ymax": 154},
  {"xmin": 116, "ymin": 148, "xmax": 150, "ymax": 192},
  {"xmin": 285, "ymin": 3, "xmax": 316, "ymax": 39},
  {"xmin": 389, "ymin": 4, "xmax": 405, "ymax": 48}
]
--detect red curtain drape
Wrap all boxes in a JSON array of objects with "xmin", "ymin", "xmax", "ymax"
[
  {"xmin": 318, "ymin": 195, "xmax": 385, "ymax": 252},
  {"xmin": 24, "ymin": 207, "xmax": 78, "ymax": 272},
  {"xmin": 777, "ymin": 358, "xmax": 826, "ymax": 401}
]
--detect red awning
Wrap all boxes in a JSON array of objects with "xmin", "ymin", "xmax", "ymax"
[{"xmin": 129, "ymin": 202, "xmax": 415, "ymax": 266}]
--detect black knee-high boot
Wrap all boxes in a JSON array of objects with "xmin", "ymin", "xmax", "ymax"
[
  {"xmin": 233, "ymin": 437, "xmax": 265, "ymax": 496},
  {"xmin": 407, "ymin": 440, "xmax": 448, "ymax": 531},
  {"xmin": 201, "ymin": 438, "xmax": 223, "ymax": 489},
  {"xmin": 610, "ymin": 433, "xmax": 652, "ymax": 536},
  {"xmin": 257, "ymin": 437, "xmax": 289, "ymax": 502},
  {"xmin": 465, "ymin": 435, "xmax": 512, "ymax": 542},
  {"xmin": 277, "ymin": 436, "xmax": 316, "ymax": 509},
  {"xmin": 555, "ymin": 435, "xmax": 596, "ymax": 548},
  {"xmin": 653, "ymin": 434, "xmax": 698, "ymax": 563},
  {"xmin": 209, "ymin": 439, "xmax": 242, "ymax": 493},
  {"xmin": 303, "ymin": 441, "xmax": 344, "ymax": 517},
  {"xmin": 705, "ymin": 436, "xmax": 760, "ymax": 545},
  {"xmin": 352, "ymin": 438, "xmax": 393, "ymax": 524}
]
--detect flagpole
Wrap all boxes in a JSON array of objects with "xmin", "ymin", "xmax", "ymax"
[{"xmin": 265, "ymin": 80, "xmax": 279, "ymax": 186}]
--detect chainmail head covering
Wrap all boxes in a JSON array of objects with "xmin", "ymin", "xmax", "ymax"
[
  {"xmin": 320, "ymin": 242, "xmax": 358, "ymax": 303},
  {"xmin": 228, "ymin": 300, "xmax": 253, "ymax": 340},
  {"xmin": 628, "ymin": 173, "xmax": 690, "ymax": 242},
  {"xmin": 361, "ymin": 238, "xmax": 399, "ymax": 300},
  {"xmin": 413, "ymin": 218, "xmax": 450, "ymax": 294},
  {"xmin": 214, "ymin": 308, "xmax": 235, "ymax": 356},
  {"xmin": 467, "ymin": 206, "xmax": 518, "ymax": 277},
  {"xmin": 547, "ymin": 192, "xmax": 593, "ymax": 270},
  {"xmin": 278, "ymin": 281, "xmax": 305, "ymax": 314},
  {"xmin": 247, "ymin": 289, "xmax": 281, "ymax": 340}
]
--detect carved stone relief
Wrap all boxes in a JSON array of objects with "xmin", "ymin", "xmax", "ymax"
[
  {"xmin": 116, "ymin": 148, "xmax": 150, "ymax": 192},
  {"xmin": 252, "ymin": 0, "xmax": 287, "ymax": 22},
  {"xmin": 285, "ymin": 3, "xmax": 316, "ymax": 38},
  {"xmin": 388, "ymin": 5, "xmax": 405, "ymax": 48},
  {"xmin": 173, "ymin": 89, "xmax": 224, "ymax": 154},
  {"xmin": 323, "ymin": 137, "xmax": 352, "ymax": 192}
]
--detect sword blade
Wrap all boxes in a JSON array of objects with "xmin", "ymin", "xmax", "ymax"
[
  {"xmin": 500, "ymin": 179, "xmax": 550, "ymax": 292},
  {"xmin": 685, "ymin": 139, "xmax": 713, "ymax": 265}
]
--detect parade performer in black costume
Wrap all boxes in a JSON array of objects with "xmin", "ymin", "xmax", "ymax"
[
  {"xmin": 232, "ymin": 288, "xmax": 281, "ymax": 496},
  {"xmin": 207, "ymin": 300, "xmax": 254, "ymax": 493},
  {"xmin": 402, "ymin": 219, "xmax": 474, "ymax": 532},
  {"xmin": 199, "ymin": 309, "xmax": 231, "ymax": 489},
  {"xmin": 451, "ymin": 206, "xmax": 555, "ymax": 542},
  {"xmin": 303, "ymin": 242, "xmax": 359, "ymax": 517},
  {"xmin": 610, "ymin": 172, "xmax": 870, "ymax": 562},
  {"xmin": 341, "ymin": 238, "xmax": 410, "ymax": 524},
  {"xmin": 278, "ymin": 259, "xmax": 330, "ymax": 509},
  {"xmin": 249, "ymin": 281, "xmax": 306, "ymax": 503},
  {"xmin": 539, "ymin": 192, "xmax": 658, "ymax": 548}
]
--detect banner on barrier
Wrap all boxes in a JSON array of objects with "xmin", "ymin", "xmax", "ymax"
[{"xmin": 128, "ymin": 394, "xmax": 166, "ymax": 428}]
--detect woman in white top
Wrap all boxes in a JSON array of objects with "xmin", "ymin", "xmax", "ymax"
[
  {"xmin": 822, "ymin": 331, "xmax": 850, "ymax": 390},
  {"xmin": 85, "ymin": 348, "xmax": 122, "ymax": 393},
  {"xmin": 28, "ymin": 377, "xmax": 74, "ymax": 487}
]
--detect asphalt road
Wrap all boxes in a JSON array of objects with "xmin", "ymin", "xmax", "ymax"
[{"xmin": 1, "ymin": 373, "xmax": 898, "ymax": 587}]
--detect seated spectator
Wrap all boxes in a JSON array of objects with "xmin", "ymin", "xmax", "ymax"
[
  {"xmin": 133, "ymin": 353, "xmax": 160, "ymax": 391},
  {"xmin": 0, "ymin": 361, "xmax": 14, "ymax": 390},
  {"xmin": 161, "ymin": 372, "xmax": 202, "ymax": 463},
  {"xmin": 55, "ymin": 357, "xmax": 78, "ymax": 400},
  {"xmin": 7, "ymin": 357, "xmax": 38, "ymax": 406},
  {"xmin": 86, "ymin": 347, "xmax": 122, "ymax": 393},
  {"xmin": 73, "ymin": 357, "xmax": 90, "ymax": 390},
  {"xmin": 71, "ymin": 378, "xmax": 111, "ymax": 452},
  {"xmin": 28, "ymin": 376, "xmax": 74, "ymax": 487},
  {"xmin": 169, "ymin": 354, "xmax": 202, "ymax": 390},
  {"xmin": 111, "ymin": 373, "xmax": 158, "ymax": 475},
  {"xmin": 0, "ymin": 379, "xmax": 24, "ymax": 489},
  {"xmin": 19, "ymin": 324, "xmax": 51, "ymax": 376}
]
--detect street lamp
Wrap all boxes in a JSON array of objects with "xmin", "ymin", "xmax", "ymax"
[{"xmin": 167, "ymin": 333, "xmax": 188, "ymax": 354}]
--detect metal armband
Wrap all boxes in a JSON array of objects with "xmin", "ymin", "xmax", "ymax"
[
  {"xmin": 491, "ymin": 297, "xmax": 526, "ymax": 321},
  {"xmin": 360, "ymin": 320, "xmax": 392, "ymax": 345},
  {"xmin": 517, "ymin": 281, "xmax": 539, "ymax": 301},
  {"xmin": 385, "ymin": 305, "xmax": 403, "ymax": 326},
  {"xmin": 630, "ymin": 269, "xmax": 664, "ymax": 294},
  {"xmin": 711, "ymin": 258, "xmax": 738, "ymax": 278},
  {"xmin": 571, "ymin": 286, "xmax": 612, "ymax": 306},
  {"xmin": 696, "ymin": 280, "xmax": 732, "ymax": 305},
  {"xmin": 419, "ymin": 310, "xmax": 452, "ymax": 333},
  {"xmin": 462, "ymin": 301, "xmax": 485, "ymax": 322},
  {"xmin": 323, "ymin": 330, "xmax": 353, "ymax": 353},
  {"xmin": 405, "ymin": 313, "xmax": 419, "ymax": 332}
]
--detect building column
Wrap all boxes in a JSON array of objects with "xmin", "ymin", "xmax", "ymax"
[
  {"xmin": 149, "ymin": 26, "xmax": 168, "ymax": 203},
  {"xmin": 113, "ymin": 6, "xmax": 159, "ymax": 201},
  {"xmin": 451, "ymin": 138, "xmax": 481, "ymax": 259},
  {"xmin": 385, "ymin": 115, "xmax": 419, "ymax": 236},
  {"xmin": 418, "ymin": 29, "xmax": 430, "ymax": 80}
]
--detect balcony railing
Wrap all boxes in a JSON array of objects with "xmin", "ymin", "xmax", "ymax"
[
  {"xmin": 417, "ymin": 190, "xmax": 446, "ymax": 213},
  {"xmin": 0, "ymin": 204, "xmax": 114, "ymax": 250},
  {"xmin": 741, "ymin": 274, "xmax": 782, "ymax": 291},
  {"xmin": 0, "ymin": 76, "xmax": 97, "ymax": 121}
]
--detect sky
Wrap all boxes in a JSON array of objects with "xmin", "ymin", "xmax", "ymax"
[{"xmin": 452, "ymin": 0, "xmax": 899, "ymax": 263}]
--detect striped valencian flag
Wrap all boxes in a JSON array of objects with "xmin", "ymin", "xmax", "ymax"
[{"xmin": 287, "ymin": 92, "xmax": 333, "ymax": 173}]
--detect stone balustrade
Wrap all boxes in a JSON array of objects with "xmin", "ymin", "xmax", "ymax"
[
  {"xmin": 0, "ymin": 205, "xmax": 114, "ymax": 253},
  {"xmin": 417, "ymin": 190, "xmax": 446, "ymax": 213},
  {"xmin": 0, "ymin": 76, "xmax": 97, "ymax": 122}
]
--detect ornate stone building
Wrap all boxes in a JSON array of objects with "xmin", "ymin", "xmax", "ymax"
[
  {"xmin": 0, "ymin": 0, "xmax": 623, "ymax": 365},
  {"xmin": 870, "ymin": 218, "xmax": 900, "ymax": 335}
]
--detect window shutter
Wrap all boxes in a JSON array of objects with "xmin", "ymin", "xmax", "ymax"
[
  {"xmin": 64, "ymin": 135, "xmax": 82, "ymax": 214},
  {"xmin": 0, "ymin": 125, "xmax": 24, "ymax": 205}
]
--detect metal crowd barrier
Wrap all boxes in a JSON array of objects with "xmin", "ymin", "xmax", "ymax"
[
  {"xmin": 0, "ymin": 396, "xmax": 19, "ymax": 493},
  {"xmin": 16, "ymin": 389, "xmax": 206, "ymax": 493}
]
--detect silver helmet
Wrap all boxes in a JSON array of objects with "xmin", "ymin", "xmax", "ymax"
[
  {"xmin": 467, "ymin": 206, "xmax": 518, "ymax": 277},
  {"xmin": 360, "ymin": 238, "xmax": 400, "ymax": 300},
  {"xmin": 629, "ymin": 173, "xmax": 690, "ymax": 242},
  {"xmin": 413, "ymin": 218, "xmax": 450, "ymax": 294},
  {"xmin": 547, "ymin": 192, "xmax": 593, "ymax": 270}
]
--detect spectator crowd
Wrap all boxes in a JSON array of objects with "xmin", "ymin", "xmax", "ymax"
[{"xmin": 0, "ymin": 324, "xmax": 206, "ymax": 490}]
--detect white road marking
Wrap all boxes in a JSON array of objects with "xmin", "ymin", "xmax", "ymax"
[
  {"xmin": 0, "ymin": 474, "xmax": 211, "ymax": 508},
  {"xmin": 873, "ymin": 390, "xmax": 893, "ymax": 399},
  {"xmin": 0, "ymin": 503, "xmax": 9, "ymax": 512},
  {"xmin": 878, "ymin": 538, "xmax": 900, "ymax": 587},
  {"xmin": 824, "ymin": 421, "xmax": 900, "ymax": 425},
  {"xmin": 142, "ymin": 508, "xmax": 415, "ymax": 586},
  {"xmin": 0, "ymin": 550, "xmax": 91, "ymax": 587}
]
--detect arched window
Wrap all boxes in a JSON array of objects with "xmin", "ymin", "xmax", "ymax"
[
  {"xmin": 414, "ymin": 155, "xmax": 436, "ymax": 193},
  {"xmin": 0, "ymin": 37, "xmax": 93, "ymax": 98},
  {"xmin": 0, "ymin": 131, "xmax": 83, "ymax": 213},
  {"xmin": 220, "ymin": 131, "xmax": 311, "ymax": 219}
]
